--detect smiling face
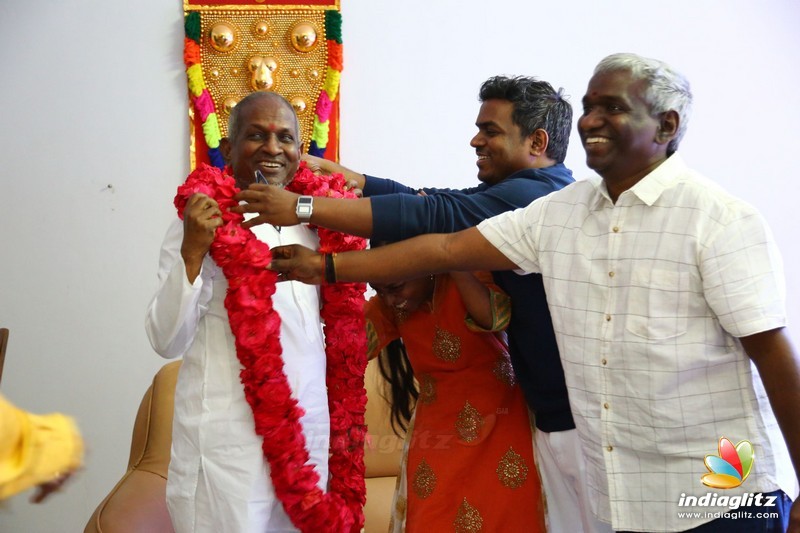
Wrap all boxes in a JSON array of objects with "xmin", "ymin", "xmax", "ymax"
[
  {"xmin": 222, "ymin": 94, "xmax": 302, "ymax": 189},
  {"xmin": 469, "ymin": 99, "xmax": 535, "ymax": 185},
  {"xmin": 371, "ymin": 276, "xmax": 435, "ymax": 319},
  {"xmin": 578, "ymin": 69, "xmax": 671, "ymax": 191}
]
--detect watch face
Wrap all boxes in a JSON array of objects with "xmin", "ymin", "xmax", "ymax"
[{"xmin": 297, "ymin": 196, "xmax": 313, "ymax": 220}]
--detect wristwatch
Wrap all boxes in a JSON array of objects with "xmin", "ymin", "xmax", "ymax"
[{"xmin": 296, "ymin": 195, "xmax": 313, "ymax": 223}]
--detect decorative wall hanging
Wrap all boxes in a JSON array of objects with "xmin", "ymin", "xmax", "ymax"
[{"xmin": 183, "ymin": 0, "xmax": 342, "ymax": 169}]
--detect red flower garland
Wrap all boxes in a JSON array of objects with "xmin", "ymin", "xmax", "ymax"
[{"xmin": 174, "ymin": 162, "xmax": 368, "ymax": 532}]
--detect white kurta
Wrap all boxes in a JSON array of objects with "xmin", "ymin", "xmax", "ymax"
[{"xmin": 145, "ymin": 218, "xmax": 329, "ymax": 533}]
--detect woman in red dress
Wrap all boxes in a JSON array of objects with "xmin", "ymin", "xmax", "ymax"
[{"xmin": 366, "ymin": 269, "xmax": 546, "ymax": 533}]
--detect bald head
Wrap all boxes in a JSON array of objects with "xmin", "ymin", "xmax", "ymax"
[{"xmin": 227, "ymin": 91, "xmax": 300, "ymax": 144}]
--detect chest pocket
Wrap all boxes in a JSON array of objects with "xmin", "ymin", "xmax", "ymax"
[{"xmin": 625, "ymin": 268, "xmax": 689, "ymax": 340}]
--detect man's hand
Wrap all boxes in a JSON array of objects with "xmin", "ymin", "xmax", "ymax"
[
  {"xmin": 741, "ymin": 327, "xmax": 800, "ymax": 532},
  {"xmin": 181, "ymin": 193, "xmax": 222, "ymax": 282},
  {"xmin": 345, "ymin": 180, "xmax": 363, "ymax": 198},
  {"xmin": 302, "ymin": 154, "xmax": 366, "ymax": 190},
  {"xmin": 231, "ymin": 184, "xmax": 301, "ymax": 229},
  {"xmin": 790, "ymin": 498, "xmax": 800, "ymax": 533},
  {"xmin": 268, "ymin": 244, "xmax": 325, "ymax": 285}
]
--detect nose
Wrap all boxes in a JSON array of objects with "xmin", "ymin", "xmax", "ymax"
[
  {"xmin": 262, "ymin": 134, "xmax": 282, "ymax": 155},
  {"xmin": 470, "ymin": 132, "xmax": 484, "ymax": 148},
  {"xmin": 579, "ymin": 108, "xmax": 603, "ymax": 132}
]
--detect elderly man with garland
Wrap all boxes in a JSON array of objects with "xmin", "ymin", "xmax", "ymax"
[
  {"xmin": 234, "ymin": 76, "xmax": 616, "ymax": 532},
  {"xmin": 146, "ymin": 91, "xmax": 356, "ymax": 532},
  {"xmin": 265, "ymin": 54, "xmax": 800, "ymax": 533}
]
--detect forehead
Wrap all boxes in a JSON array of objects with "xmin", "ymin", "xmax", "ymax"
[
  {"xmin": 475, "ymin": 98, "xmax": 515, "ymax": 126},
  {"xmin": 371, "ymin": 280, "xmax": 404, "ymax": 292},
  {"xmin": 237, "ymin": 98, "xmax": 298, "ymax": 134},
  {"xmin": 583, "ymin": 70, "xmax": 647, "ymax": 104}
]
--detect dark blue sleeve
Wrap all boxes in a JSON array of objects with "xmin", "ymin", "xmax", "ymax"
[
  {"xmin": 363, "ymin": 174, "xmax": 484, "ymax": 196},
  {"xmin": 369, "ymin": 177, "xmax": 557, "ymax": 241},
  {"xmin": 362, "ymin": 175, "xmax": 417, "ymax": 196}
]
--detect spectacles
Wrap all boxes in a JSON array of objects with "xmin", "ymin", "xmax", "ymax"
[{"xmin": 254, "ymin": 169, "xmax": 268, "ymax": 185}]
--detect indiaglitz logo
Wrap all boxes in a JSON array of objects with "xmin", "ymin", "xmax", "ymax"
[{"xmin": 701, "ymin": 436, "xmax": 754, "ymax": 489}]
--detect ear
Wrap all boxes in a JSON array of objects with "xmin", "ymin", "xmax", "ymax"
[
  {"xmin": 529, "ymin": 128, "xmax": 550, "ymax": 157},
  {"xmin": 656, "ymin": 110, "xmax": 679, "ymax": 145},
  {"xmin": 220, "ymin": 137, "xmax": 232, "ymax": 165}
]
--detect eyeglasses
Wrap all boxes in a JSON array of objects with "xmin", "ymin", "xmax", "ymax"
[{"xmin": 254, "ymin": 169, "xmax": 268, "ymax": 185}]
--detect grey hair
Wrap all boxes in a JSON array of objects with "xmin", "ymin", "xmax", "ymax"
[
  {"xmin": 594, "ymin": 53, "xmax": 692, "ymax": 155},
  {"xmin": 226, "ymin": 91, "xmax": 300, "ymax": 142}
]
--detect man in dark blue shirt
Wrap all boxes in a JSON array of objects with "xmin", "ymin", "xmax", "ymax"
[{"xmin": 235, "ymin": 76, "xmax": 605, "ymax": 532}]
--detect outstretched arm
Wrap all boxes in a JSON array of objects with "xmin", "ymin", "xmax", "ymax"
[
  {"xmin": 269, "ymin": 227, "xmax": 518, "ymax": 285},
  {"xmin": 231, "ymin": 155, "xmax": 372, "ymax": 232},
  {"xmin": 302, "ymin": 154, "xmax": 367, "ymax": 190},
  {"xmin": 740, "ymin": 328, "xmax": 800, "ymax": 532},
  {"xmin": 232, "ymin": 184, "xmax": 375, "ymax": 237}
]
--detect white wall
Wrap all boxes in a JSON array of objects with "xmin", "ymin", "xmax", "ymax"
[{"xmin": 1, "ymin": 1, "xmax": 798, "ymax": 530}]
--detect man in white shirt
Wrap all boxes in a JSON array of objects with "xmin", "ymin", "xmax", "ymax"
[
  {"xmin": 145, "ymin": 92, "xmax": 329, "ymax": 532},
  {"xmin": 268, "ymin": 54, "xmax": 800, "ymax": 532}
]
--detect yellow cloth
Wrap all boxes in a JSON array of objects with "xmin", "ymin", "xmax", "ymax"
[{"xmin": 0, "ymin": 393, "xmax": 83, "ymax": 499}]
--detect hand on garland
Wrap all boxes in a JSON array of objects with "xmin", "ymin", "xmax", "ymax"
[
  {"xmin": 232, "ymin": 185, "xmax": 302, "ymax": 229},
  {"xmin": 181, "ymin": 193, "xmax": 223, "ymax": 283},
  {"xmin": 269, "ymin": 244, "xmax": 324, "ymax": 285}
]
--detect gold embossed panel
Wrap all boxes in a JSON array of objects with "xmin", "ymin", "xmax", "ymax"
[
  {"xmin": 183, "ymin": 0, "xmax": 342, "ymax": 168},
  {"xmin": 200, "ymin": 10, "xmax": 327, "ymax": 144}
]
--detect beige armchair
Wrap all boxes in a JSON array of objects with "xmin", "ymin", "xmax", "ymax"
[
  {"xmin": 363, "ymin": 359, "xmax": 405, "ymax": 531},
  {"xmin": 85, "ymin": 358, "xmax": 403, "ymax": 533},
  {"xmin": 84, "ymin": 361, "xmax": 179, "ymax": 533}
]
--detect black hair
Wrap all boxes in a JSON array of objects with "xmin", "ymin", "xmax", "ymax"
[
  {"xmin": 479, "ymin": 75, "xmax": 573, "ymax": 163},
  {"xmin": 377, "ymin": 338, "xmax": 418, "ymax": 436}
]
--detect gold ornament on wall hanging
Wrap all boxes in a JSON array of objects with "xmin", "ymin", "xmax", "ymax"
[{"xmin": 183, "ymin": 0, "xmax": 342, "ymax": 169}]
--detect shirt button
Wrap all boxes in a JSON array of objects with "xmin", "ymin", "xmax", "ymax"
[
  {"xmin": 608, "ymin": 271, "xmax": 615, "ymax": 278},
  {"xmin": 603, "ymin": 402, "xmax": 610, "ymax": 409},
  {"xmin": 605, "ymin": 314, "xmax": 612, "ymax": 321},
  {"xmin": 601, "ymin": 358, "xmax": 607, "ymax": 365},
  {"xmin": 612, "ymin": 226, "xmax": 620, "ymax": 233},
  {"xmin": 607, "ymin": 445, "xmax": 614, "ymax": 452}
]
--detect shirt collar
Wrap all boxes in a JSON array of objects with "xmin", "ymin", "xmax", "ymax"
[
  {"xmin": 625, "ymin": 153, "xmax": 686, "ymax": 206},
  {"xmin": 586, "ymin": 153, "xmax": 686, "ymax": 208},
  {"xmin": 587, "ymin": 174, "xmax": 612, "ymax": 209}
]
